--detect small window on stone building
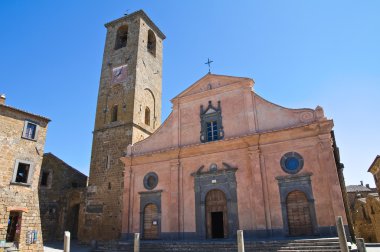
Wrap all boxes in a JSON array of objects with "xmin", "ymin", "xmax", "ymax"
[
  {"xmin": 115, "ymin": 25, "xmax": 128, "ymax": 50},
  {"xmin": 200, "ymin": 101, "xmax": 224, "ymax": 143},
  {"xmin": 145, "ymin": 107, "xmax": 151, "ymax": 126},
  {"xmin": 105, "ymin": 155, "xmax": 111, "ymax": 169},
  {"xmin": 111, "ymin": 105, "xmax": 118, "ymax": 122},
  {"xmin": 72, "ymin": 182, "xmax": 78, "ymax": 188},
  {"xmin": 22, "ymin": 121, "xmax": 38, "ymax": 140},
  {"xmin": 147, "ymin": 30, "xmax": 156, "ymax": 56},
  {"xmin": 41, "ymin": 171, "xmax": 49, "ymax": 186},
  {"xmin": 12, "ymin": 160, "xmax": 33, "ymax": 184}
]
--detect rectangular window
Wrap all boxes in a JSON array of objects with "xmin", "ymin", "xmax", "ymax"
[
  {"xmin": 15, "ymin": 163, "xmax": 30, "ymax": 183},
  {"xmin": 12, "ymin": 160, "xmax": 33, "ymax": 185},
  {"xmin": 206, "ymin": 121, "xmax": 218, "ymax": 142},
  {"xmin": 40, "ymin": 171, "xmax": 49, "ymax": 186},
  {"xmin": 22, "ymin": 121, "xmax": 38, "ymax": 140}
]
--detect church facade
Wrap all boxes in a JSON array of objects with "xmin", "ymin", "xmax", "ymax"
[
  {"xmin": 120, "ymin": 74, "xmax": 347, "ymax": 240},
  {"xmin": 81, "ymin": 10, "xmax": 348, "ymax": 242}
]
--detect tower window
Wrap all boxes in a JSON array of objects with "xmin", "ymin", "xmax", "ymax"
[
  {"xmin": 111, "ymin": 105, "xmax": 118, "ymax": 122},
  {"xmin": 115, "ymin": 25, "xmax": 128, "ymax": 50},
  {"xmin": 147, "ymin": 30, "xmax": 156, "ymax": 56},
  {"xmin": 145, "ymin": 107, "xmax": 151, "ymax": 126}
]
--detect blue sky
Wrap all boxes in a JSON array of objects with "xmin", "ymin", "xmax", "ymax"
[{"xmin": 1, "ymin": 1, "xmax": 379, "ymax": 186}]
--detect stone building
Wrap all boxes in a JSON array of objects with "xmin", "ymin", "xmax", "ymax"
[
  {"xmin": 0, "ymin": 95, "xmax": 50, "ymax": 252},
  {"xmin": 368, "ymin": 155, "xmax": 380, "ymax": 195},
  {"xmin": 346, "ymin": 182, "xmax": 375, "ymax": 212},
  {"xmin": 81, "ymin": 10, "xmax": 349, "ymax": 242},
  {"xmin": 352, "ymin": 193, "xmax": 380, "ymax": 242},
  {"xmin": 349, "ymin": 157, "xmax": 380, "ymax": 243},
  {"xmin": 80, "ymin": 10, "xmax": 165, "ymax": 241},
  {"xmin": 38, "ymin": 153, "xmax": 87, "ymax": 242}
]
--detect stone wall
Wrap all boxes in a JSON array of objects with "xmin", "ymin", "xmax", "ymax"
[
  {"xmin": 39, "ymin": 153, "xmax": 87, "ymax": 242},
  {"xmin": 0, "ymin": 103, "xmax": 49, "ymax": 252},
  {"xmin": 352, "ymin": 194, "xmax": 380, "ymax": 242}
]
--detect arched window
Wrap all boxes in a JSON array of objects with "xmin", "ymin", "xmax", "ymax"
[
  {"xmin": 145, "ymin": 107, "xmax": 150, "ymax": 126},
  {"xmin": 147, "ymin": 30, "xmax": 156, "ymax": 56},
  {"xmin": 111, "ymin": 105, "xmax": 118, "ymax": 122},
  {"xmin": 115, "ymin": 25, "xmax": 128, "ymax": 50}
]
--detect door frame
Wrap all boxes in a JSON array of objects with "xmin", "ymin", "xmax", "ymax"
[
  {"xmin": 205, "ymin": 189, "xmax": 228, "ymax": 239},
  {"xmin": 139, "ymin": 190, "xmax": 162, "ymax": 240},
  {"xmin": 192, "ymin": 163, "xmax": 239, "ymax": 239},
  {"xmin": 276, "ymin": 173, "xmax": 319, "ymax": 236},
  {"xmin": 286, "ymin": 190, "xmax": 314, "ymax": 236}
]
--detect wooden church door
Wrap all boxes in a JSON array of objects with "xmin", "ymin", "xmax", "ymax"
[
  {"xmin": 143, "ymin": 203, "xmax": 159, "ymax": 239},
  {"xmin": 286, "ymin": 190, "xmax": 313, "ymax": 236},
  {"xmin": 205, "ymin": 190, "xmax": 228, "ymax": 239}
]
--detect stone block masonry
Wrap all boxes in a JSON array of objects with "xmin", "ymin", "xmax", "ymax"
[{"xmin": 0, "ymin": 97, "xmax": 50, "ymax": 252}]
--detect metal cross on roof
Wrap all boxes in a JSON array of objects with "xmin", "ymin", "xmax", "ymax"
[{"xmin": 205, "ymin": 58, "xmax": 213, "ymax": 74}]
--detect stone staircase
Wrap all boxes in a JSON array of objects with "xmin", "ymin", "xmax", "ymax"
[{"xmin": 93, "ymin": 237, "xmax": 344, "ymax": 252}]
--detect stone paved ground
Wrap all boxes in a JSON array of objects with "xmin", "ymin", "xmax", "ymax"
[{"xmin": 43, "ymin": 241, "xmax": 91, "ymax": 252}]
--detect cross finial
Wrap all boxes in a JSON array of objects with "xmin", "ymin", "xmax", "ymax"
[{"xmin": 205, "ymin": 58, "xmax": 213, "ymax": 74}]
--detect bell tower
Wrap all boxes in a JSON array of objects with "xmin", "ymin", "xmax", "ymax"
[{"xmin": 80, "ymin": 10, "xmax": 165, "ymax": 241}]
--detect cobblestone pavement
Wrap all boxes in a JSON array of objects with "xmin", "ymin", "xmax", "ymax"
[{"xmin": 44, "ymin": 241, "xmax": 91, "ymax": 252}]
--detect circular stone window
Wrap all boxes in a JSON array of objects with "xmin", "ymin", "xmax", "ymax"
[
  {"xmin": 143, "ymin": 172, "xmax": 158, "ymax": 190},
  {"xmin": 280, "ymin": 152, "xmax": 304, "ymax": 174}
]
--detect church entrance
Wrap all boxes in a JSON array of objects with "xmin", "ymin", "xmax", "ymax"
[
  {"xmin": 286, "ymin": 190, "xmax": 313, "ymax": 236},
  {"xmin": 206, "ymin": 190, "xmax": 228, "ymax": 239},
  {"xmin": 143, "ymin": 203, "xmax": 159, "ymax": 239}
]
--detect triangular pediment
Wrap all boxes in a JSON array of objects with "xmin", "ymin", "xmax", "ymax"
[{"xmin": 172, "ymin": 73, "xmax": 253, "ymax": 101}]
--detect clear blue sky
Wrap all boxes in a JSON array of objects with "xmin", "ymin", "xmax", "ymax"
[{"xmin": 1, "ymin": 1, "xmax": 379, "ymax": 186}]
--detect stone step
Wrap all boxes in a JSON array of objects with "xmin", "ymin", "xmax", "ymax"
[{"xmin": 93, "ymin": 237, "xmax": 344, "ymax": 252}]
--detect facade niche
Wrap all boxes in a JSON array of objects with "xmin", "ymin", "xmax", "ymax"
[
  {"xmin": 115, "ymin": 25, "xmax": 128, "ymax": 50},
  {"xmin": 147, "ymin": 30, "xmax": 156, "ymax": 56}
]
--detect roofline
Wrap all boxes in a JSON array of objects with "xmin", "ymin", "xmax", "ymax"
[
  {"xmin": 0, "ymin": 104, "xmax": 50, "ymax": 122},
  {"xmin": 368, "ymin": 155, "xmax": 380, "ymax": 172},
  {"xmin": 43, "ymin": 152, "xmax": 88, "ymax": 178},
  {"xmin": 171, "ymin": 73, "xmax": 254, "ymax": 102},
  {"xmin": 104, "ymin": 10, "xmax": 166, "ymax": 40}
]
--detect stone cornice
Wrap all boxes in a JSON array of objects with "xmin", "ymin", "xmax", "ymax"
[{"xmin": 124, "ymin": 120, "xmax": 334, "ymax": 165}]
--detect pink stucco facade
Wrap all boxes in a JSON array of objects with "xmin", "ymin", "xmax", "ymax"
[{"xmin": 120, "ymin": 74, "xmax": 347, "ymax": 240}]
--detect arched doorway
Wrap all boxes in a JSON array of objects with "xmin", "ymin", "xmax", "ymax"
[
  {"xmin": 205, "ymin": 189, "xmax": 228, "ymax": 239},
  {"xmin": 286, "ymin": 190, "xmax": 313, "ymax": 236},
  {"xmin": 143, "ymin": 203, "xmax": 159, "ymax": 239}
]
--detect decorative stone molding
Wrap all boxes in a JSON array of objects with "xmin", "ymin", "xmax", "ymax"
[
  {"xmin": 276, "ymin": 172, "xmax": 319, "ymax": 236},
  {"xmin": 192, "ymin": 162, "xmax": 239, "ymax": 239}
]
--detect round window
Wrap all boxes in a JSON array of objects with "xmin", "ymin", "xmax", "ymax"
[
  {"xmin": 143, "ymin": 172, "xmax": 158, "ymax": 190},
  {"xmin": 280, "ymin": 152, "xmax": 304, "ymax": 174}
]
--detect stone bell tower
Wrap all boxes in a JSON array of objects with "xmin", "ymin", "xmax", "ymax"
[{"xmin": 80, "ymin": 10, "xmax": 165, "ymax": 241}]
